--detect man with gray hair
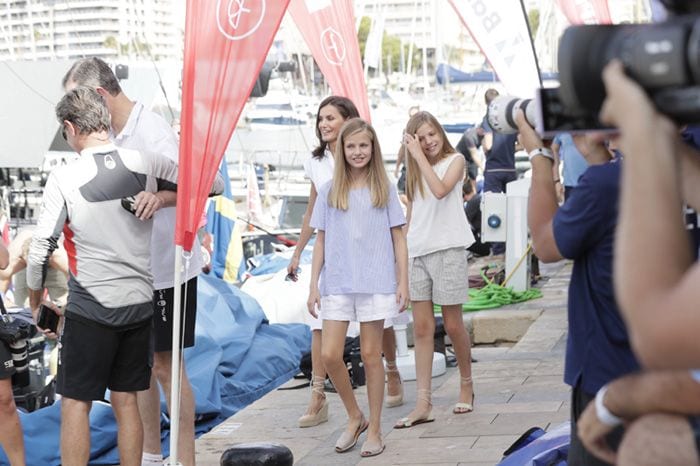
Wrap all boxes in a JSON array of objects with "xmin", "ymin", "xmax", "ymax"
[
  {"xmin": 63, "ymin": 57, "xmax": 201, "ymax": 466},
  {"xmin": 26, "ymin": 87, "xmax": 222, "ymax": 466}
]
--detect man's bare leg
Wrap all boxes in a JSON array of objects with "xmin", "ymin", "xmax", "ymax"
[
  {"xmin": 137, "ymin": 373, "xmax": 164, "ymax": 462},
  {"xmin": 61, "ymin": 397, "xmax": 91, "ymax": 466},
  {"xmin": 0, "ymin": 379, "xmax": 25, "ymax": 466},
  {"xmin": 111, "ymin": 391, "xmax": 144, "ymax": 466},
  {"xmin": 154, "ymin": 352, "xmax": 195, "ymax": 466},
  {"xmin": 618, "ymin": 413, "xmax": 700, "ymax": 466}
]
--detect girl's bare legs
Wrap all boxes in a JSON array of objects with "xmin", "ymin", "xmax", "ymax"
[
  {"xmin": 442, "ymin": 305, "xmax": 474, "ymax": 408},
  {"xmin": 361, "ymin": 320, "xmax": 386, "ymax": 448},
  {"xmin": 322, "ymin": 320, "xmax": 365, "ymax": 435},
  {"xmin": 382, "ymin": 327, "xmax": 402, "ymax": 402},
  {"xmin": 396, "ymin": 301, "xmax": 435, "ymax": 425},
  {"xmin": 304, "ymin": 329, "xmax": 326, "ymax": 415}
]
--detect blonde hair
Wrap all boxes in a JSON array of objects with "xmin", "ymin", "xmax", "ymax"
[
  {"xmin": 329, "ymin": 118, "xmax": 390, "ymax": 210},
  {"xmin": 404, "ymin": 111, "xmax": 456, "ymax": 202}
]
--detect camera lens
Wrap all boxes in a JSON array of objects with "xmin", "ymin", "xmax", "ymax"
[
  {"xmin": 9, "ymin": 339, "xmax": 29, "ymax": 387},
  {"xmin": 487, "ymin": 95, "xmax": 538, "ymax": 134}
]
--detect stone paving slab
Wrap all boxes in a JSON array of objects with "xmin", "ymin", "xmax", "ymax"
[{"xmin": 194, "ymin": 261, "xmax": 573, "ymax": 465}]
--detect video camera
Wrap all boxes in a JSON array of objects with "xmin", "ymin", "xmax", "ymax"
[{"xmin": 488, "ymin": 1, "xmax": 700, "ymax": 136}]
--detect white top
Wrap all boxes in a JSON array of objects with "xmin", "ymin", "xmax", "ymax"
[
  {"xmin": 114, "ymin": 102, "xmax": 203, "ymax": 289},
  {"xmin": 407, "ymin": 153, "xmax": 475, "ymax": 258},
  {"xmin": 303, "ymin": 149, "xmax": 334, "ymax": 189}
]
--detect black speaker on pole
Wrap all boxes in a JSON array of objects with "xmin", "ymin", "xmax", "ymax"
[{"xmin": 115, "ymin": 64, "xmax": 129, "ymax": 80}]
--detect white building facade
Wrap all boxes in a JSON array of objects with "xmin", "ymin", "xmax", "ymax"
[{"xmin": 0, "ymin": 0, "xmax": 180, "ymax": 61}]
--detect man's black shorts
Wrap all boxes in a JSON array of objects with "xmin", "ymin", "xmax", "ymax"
[
  {"xmin": 0, "ymin": 341, "xmax": 14, "ymax": 380},
  {"xmin": 57, "ymin": 314, "xmax": 151, "ymax": 401},
  {"xmin": 153, "ymin": 276, "xmax": 197, "ymax": 353}
]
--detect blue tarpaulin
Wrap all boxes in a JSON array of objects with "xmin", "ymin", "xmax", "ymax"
[
  {"xmin": 0, "ymin": 274, "xmax": 311, "ymax": 465},
  {"xmin": 497, "ymin": 422, "xmax": 570, "ymax": 466}
]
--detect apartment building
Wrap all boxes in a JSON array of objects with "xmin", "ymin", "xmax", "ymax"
[{"xmin": 0, "ymin": 0, "xmax": 181, "ymax": 61}]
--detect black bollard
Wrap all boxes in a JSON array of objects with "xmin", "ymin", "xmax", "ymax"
[
  {"xmin": 349, "ymin": 344, "xmax": 366, "ymax": 387},
  {"xmin": 220, "ymin": 442, "xmax": 293, "ymax": 466},
  {"xmin": 434, "ymin": 316, "xmax": 446, "ymax": 354}
]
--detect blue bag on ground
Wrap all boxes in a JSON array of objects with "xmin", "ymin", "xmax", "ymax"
[{"xmin": 497, "ymin": 422, "xmax": 570, "ymax": 466}]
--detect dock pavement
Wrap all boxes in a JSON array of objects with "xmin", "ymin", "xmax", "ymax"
[{"xmin": 194, "ymin": 259, "xmax": 572, "ymax": 465}]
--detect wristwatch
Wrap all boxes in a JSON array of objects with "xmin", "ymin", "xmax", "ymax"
[{"xmin": 528, "ymin": 147, "xmax": 555, "ymax": 162}]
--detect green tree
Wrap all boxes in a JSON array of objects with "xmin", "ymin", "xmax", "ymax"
[
  {"xmin": 527, "ymin": 9, "xmax": 540, "ymax": 38},
  {"xmin": 357, "ymin": 16, "xmax": 420, "ymax": 73},
  {"xmin": 103, "ymin": 35, "xmax": 118, "ymax": 51}
]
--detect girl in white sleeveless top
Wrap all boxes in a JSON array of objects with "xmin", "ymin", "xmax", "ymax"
[{"xmin": 395, "ymin": 111, "xmax": 476, "ymax": 429}]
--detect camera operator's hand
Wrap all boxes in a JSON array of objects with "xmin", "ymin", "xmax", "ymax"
[
  {"xmin": 515, "ymin": 110, "xmax": 546, "ymax": 152},
  {"xmin": 600, "ymin": 60, "xmax": 678, "ymax": 146}
]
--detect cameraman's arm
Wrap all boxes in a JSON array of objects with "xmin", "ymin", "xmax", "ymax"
[
  {"xmin": 551, "ymin": 138, "xmax": 564, "ymax": 202},
  {"xmin": 578, "ymin": 370, "xmax": 700, "ymax": 463},
  {"xmin": 678, "ymin": 143, "xmax": 700, "ymax": 210},
  {"xmin": 515, "ymin": 111, "xmax": 563, "ymax": 262},
  {"xmin": 0, "ymin": 243, "xmax": 7, "ymax": 270},
  {"xmin": 601, "ymin": 61, "xmax": 700, "ymax": 369}
]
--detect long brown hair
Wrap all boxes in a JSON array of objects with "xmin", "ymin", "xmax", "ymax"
[
  {"xmin": 329, "ymin": 118, "xmax": 390, "ymax": 210},
  {"xmin": 404, "ymin": 111, "xmax": 457, "ymax": 202},
  {"xmin": 312, "ymin": 96, "xmax": 360, "ymax": 159}
]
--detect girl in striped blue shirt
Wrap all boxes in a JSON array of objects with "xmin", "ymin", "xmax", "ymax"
[{"xmin": 308, "ymin": 118, "xmax": 408, "ymax": 458}]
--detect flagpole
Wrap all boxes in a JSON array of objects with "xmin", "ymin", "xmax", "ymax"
[
  {"xmin": 169, "ymin": 245, "xmax": 184, "ymax": 466},
  {"xmin": 520, "ymin": 0, "xmax": 543, "ymax": 87}
]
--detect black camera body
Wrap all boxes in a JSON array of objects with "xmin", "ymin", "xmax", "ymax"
[
  {"xmin": 0, "ymin": 314, "xmax": 32, "ymax": 387},
  {"xmin": 0, "ymin": 314, "xmax": 31, "ymax": 345},
  {"xmin": 558, "ymin": 3, "xmax": 700, "ymax": 125}
]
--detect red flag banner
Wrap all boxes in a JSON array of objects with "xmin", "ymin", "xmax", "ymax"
[
  {"xmin": 448, "ymin": 0, "xmax": 541, "ymax": 98},
  {"xmin": 176, "ymin": 0, "xmax": 291, "ymax": 251},
  {"xmin": 556, "ymin": 0, "xmax": 612, "ymax": 24},
  {"xmin": 288, "ymin": 0, "xmax": 371, "ymax": 121}
]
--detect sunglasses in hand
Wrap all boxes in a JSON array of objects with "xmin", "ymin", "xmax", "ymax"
[{"xmin": 285, "ymin": 267, "xmax": 301, "ymax": 282}]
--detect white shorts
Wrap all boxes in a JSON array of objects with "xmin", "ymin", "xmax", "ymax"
[
  {"xmin": 309, "ymin": 304, "xmax": 409, "ymax": 330},
  {"xmin": 321, "ymin": 293, "xmax": 400, "ymax": 323}
]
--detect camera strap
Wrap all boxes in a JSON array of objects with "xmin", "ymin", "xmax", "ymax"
[{"xmin": 0, "ymin": 293, "xmax": 7, "ymax": 316}]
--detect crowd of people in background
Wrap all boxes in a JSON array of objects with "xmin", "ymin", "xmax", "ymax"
[{"xmin": 3, "ymin": 53, "xmax": 700, "ymax": 466}]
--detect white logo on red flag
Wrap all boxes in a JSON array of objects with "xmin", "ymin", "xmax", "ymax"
[
  {"xmin": 320, "ymin": 27, "xmax": 346, "ymax": 65},
  {"xmin": 216, "ymin": 0, "xmax": 266, "ymax": 41}
]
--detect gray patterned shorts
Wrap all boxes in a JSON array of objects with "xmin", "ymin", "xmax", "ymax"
[{"xmin": 409, "ymin": 247, "xmax": 469, "ymax": 305}]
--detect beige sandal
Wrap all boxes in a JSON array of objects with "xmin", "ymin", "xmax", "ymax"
[
  {"xmin": 453, "ymin": 376, "xmax": 475, "ymax": 414},
  {"xmin": 298, "ymin": 375, "xmax": 329, "ymax": 427},
  {"xmin": 360, "ymin": 437, "xmax": 386, "ymax": 457},
  {"xmin": 335, "ymin": 416, "xmax": 368, "ymax": 453},
  {"xmin": 385, "ymin": 360, "xmax": 404, "ymax": 408},
  {"xmin": 394, "ymin": 389, "xmax": 434, "ymax": 428}
]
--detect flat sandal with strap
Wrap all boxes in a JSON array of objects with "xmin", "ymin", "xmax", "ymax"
[
  {"xmin": 394, "ymin": 389, "xmax": 434, "ymax": 428},
  {"xmin": 453, "ymin": 376, "xmax": 475, "ymax": 414}
]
